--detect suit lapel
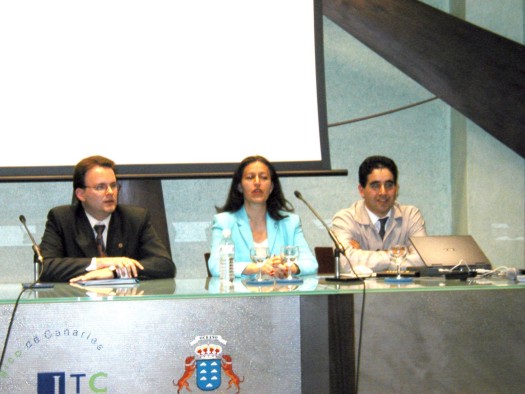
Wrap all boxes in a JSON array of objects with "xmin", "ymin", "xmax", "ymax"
[
  {"xmin": 75, "ymin": 205, "xmax": 125, "ymax": 257},
  {"xmin": 106, "ymin": 209, "xmax": 125, "ymax": 256},
  {"xmin": 75, "ymin": 207, "xmax": 99, "ymax": 257}
]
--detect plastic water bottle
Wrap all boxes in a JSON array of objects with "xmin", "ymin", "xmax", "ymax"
[{"xmin": 219, "ymin": 229, "xmax": 235, "ymax": 287}]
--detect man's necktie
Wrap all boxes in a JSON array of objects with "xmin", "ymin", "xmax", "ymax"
[
  {"xmin": 94, "ymin": 224, "xmax": 107, "ymax": 257},
  {"xmin": 378, "ymin": 217, "xmax": 388, "ymax": 240}
]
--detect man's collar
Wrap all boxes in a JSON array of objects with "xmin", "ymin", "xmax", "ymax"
[
  {"xmin": 84, "ymin": 211, "xmax": 111, "ymax": 228},
  {"xmin": 364, "ymin": 206, "xmax": 390, "ymax": 224}
]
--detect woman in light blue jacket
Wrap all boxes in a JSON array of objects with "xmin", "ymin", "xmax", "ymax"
[{"xmin": 209, "ymin": 155, "xmax": 318, "ymax": 278}]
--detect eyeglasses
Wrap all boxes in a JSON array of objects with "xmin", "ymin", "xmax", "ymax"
[
  {"xmin": 368, "ymin": 181, "xmax": 396, "ymax": 191},
  {"xmin": 84, "ymin": 182, "xmax": 121, "ymax": 193}
]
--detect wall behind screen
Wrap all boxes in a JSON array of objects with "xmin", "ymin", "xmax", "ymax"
[{"xmin": 0, "ymin": 0, "xmax": 328, "ymax": 178}]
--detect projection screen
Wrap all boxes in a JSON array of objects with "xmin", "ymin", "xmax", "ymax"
[{"xmin": 0, "ymin": 0, "xmax": 331, "ymax": 180}]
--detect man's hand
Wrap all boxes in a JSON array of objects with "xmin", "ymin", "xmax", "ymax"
[
  {"xmin": 95, "ymin": 257, "xmax": 144, "ymax": 277},
  {"xmin": 70, "ymin": 267, "xmax": 115, "ymax": 283},
  {"xmin": 70, "ymin": 257, "xmax": 144, "ymax": 283}
]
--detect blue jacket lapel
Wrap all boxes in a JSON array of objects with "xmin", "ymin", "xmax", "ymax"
[
  {"xmin": 235, "ymin": 207, "xmax": 253, "ymax": 251},
  {"xmin": 266, "ymin": 214, "xmax": 279, "ymax": 255},
  {"xmin": 235, "ymin": 207, "xmax": 279, "ymax": 254}
]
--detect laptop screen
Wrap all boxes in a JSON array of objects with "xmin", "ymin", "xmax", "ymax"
[{"xmin": 410, "ymin": 235, "xmax": 491, "ymax": 269}]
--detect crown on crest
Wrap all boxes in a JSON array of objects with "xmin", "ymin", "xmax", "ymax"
[{"xmin": 195, "ymin": 343, "xmax": 223, "ymax": 359}]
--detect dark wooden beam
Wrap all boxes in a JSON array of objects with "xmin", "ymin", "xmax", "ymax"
[{"xmin": 323, "ymin": 0, "xmax": 525, "ymax": 158}]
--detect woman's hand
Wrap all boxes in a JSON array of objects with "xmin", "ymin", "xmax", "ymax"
[{"xmin": 270, "ymin": 256, "xmax": 298, "ymax": 279}]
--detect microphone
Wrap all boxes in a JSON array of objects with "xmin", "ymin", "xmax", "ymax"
[
  {"xmin": 294, "ymin": 190, "xmax": 361, "ymax": 282},
  {"xmin": 294, "ymin": 191, "xmax": 346, "ymax": 254},
  {"xmin": 19, "ymin": 215, "xmax": 44, "ymax": 264},
  {"xmin": 19, "ymin": 215, "xmax": 53, "ymax": 289}
]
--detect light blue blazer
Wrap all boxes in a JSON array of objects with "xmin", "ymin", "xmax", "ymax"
[{"xmin": 209, "ymin": 206, "xmax": 318, "ymax": 277}]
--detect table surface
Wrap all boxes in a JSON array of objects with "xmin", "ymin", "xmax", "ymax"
[
  {"xmin": 1, "ymin": 274, "xmax": 523, "ymax": 304},
  {"xmin": 1, "ymin": 275, "xmax": 524, "ymax": 394}
]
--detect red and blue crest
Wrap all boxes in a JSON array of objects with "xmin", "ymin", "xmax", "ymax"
[{"xmin": 174, "ymin": 335, "xmax": 244, "ymax": 393}]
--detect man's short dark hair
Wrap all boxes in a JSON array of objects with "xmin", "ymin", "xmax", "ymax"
[
  {"xmin": 358, "ymin": 156, "xmax": 398, "ymax": 187},
  {"xmin": 73, "ymin": 155, "xmax": 116, "ymax": 190}
]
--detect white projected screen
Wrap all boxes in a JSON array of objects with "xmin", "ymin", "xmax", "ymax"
[{"xmin": 0, "ymin": 0, "xmax": 328, "ymax": 178}]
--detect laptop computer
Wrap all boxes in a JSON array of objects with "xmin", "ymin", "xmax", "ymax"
[{"xmin": 410, "ymin": 235, "xmax": 492, "ymax": 276}]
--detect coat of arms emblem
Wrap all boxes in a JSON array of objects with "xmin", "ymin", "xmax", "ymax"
[{"xmin": 174, "ymin": 335, "xmax": 243, "ymax": 393}]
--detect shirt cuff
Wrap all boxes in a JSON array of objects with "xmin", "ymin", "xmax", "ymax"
[{"xmin": 86, "ymin": 258, "xmax": 98, "ymax": 271}]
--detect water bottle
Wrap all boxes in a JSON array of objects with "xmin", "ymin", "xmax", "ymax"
[{"xmin": 219, "ymin": 229, "xmax": 235, "ymax": 287}]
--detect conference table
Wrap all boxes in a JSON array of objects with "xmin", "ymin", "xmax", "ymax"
[{"xmin": 0, "ymin": 274, "xmax": 524, "ymax": 393}]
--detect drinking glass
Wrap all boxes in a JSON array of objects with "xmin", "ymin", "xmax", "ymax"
[
  {"xmin": 250, "ymin": 246, "xmax": 269, "ymax": 282},
  {"xmin": 388, "ymin": 244, "xmax": 408, "ymax": 279},
  {"xmin": 281, "ymin": 245, "xmax": 300, "ymax": 280}
]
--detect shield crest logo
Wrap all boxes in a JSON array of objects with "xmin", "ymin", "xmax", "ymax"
[
  {"xmin": 174, "ymin": 335, "xmax": 243, "ymax": 393},
  {"xmin": 196, "ymin": 358, "xmax": 221, "ymax": 391}
]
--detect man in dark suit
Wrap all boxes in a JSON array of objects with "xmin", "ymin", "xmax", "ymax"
[{"xmin": 39, "ymin": 155, "xmax": 176, "ymax": 282}]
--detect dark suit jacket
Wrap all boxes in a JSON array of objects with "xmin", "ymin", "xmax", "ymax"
[{"xmin": 39, "ymin": 203, "xmax": 176, "ymax": 282}]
